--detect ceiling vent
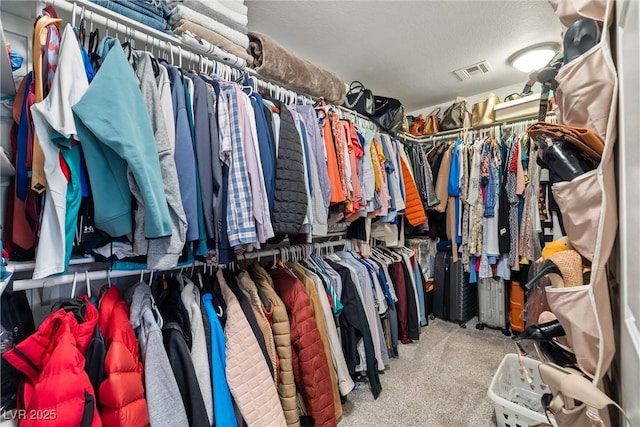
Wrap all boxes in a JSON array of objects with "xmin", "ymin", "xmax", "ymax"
[{"xmin": 454, "ymin": 60, "xmax": 492, "ymax": 81}]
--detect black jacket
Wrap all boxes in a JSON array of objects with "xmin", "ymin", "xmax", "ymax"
[
  {"xmin": 326, "ymin": 261, "xmax": 382, "ymax": 399},
  {"xmin": 1, "ymin": 288, "xmax": 35, "ymax": 415},
  {"xmin": 271, "ymin": 100, "xmax": 308, "ymax": 236},
  {"xmin": 157, "ymin": 279, "xmax": 210, "ymax": 427}
]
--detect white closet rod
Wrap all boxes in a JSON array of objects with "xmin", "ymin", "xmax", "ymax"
[
  {"xmin": 44, "ymin": 0, "xmax": 316, "ymax": 104},
  {"xmin": 10, "ymin": 240, "xmax": 346, "ymax": 291},
  {"xmin": 11, "ymin": 256, "xmax": 96, "ymax": 273},
  {"xmin": 12, "ymin": 267, "xmax": 155, "ymax": 291},
  {"xmin": 237, "ymin": 239, "xmax": 346, "ymax": 261}
]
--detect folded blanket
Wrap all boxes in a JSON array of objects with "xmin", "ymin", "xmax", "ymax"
[
  {"xmin": 220, "ymin": 0, "xmax": 247, "ymax": 15},
  {"xmin": 167, "ymin": 0, "xmax": 248, "ymax": 26},
  {"xmin": 180, "ymin": 30, "xmax": 248, "ymax": 68},
  {"xmin": 248, "ymin": 31, "xmax": 346, "ymax": 105},
  {"xmin": 173, "ymin": 20, "xmax": 252, "ymax": 62},
  {"xmin": 166, "ymin": 0, "xmax": 247, "ymax": 33},
  {"xmin": 169, "ymin": 5, "xmax": 249, "ymax": 48}
]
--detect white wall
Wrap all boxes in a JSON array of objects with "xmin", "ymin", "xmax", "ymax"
[{"xmin": 407, "ymin": 81, "xmax": 541, "ymax": 118}]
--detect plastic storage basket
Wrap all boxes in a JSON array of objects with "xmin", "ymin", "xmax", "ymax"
[{"xmin": 488, "ymin": 354, "xmax": 557, "ymax": 427}]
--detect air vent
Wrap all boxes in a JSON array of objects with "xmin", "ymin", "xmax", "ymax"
[{"xmin": 454, "ymin": 60, "xmax": 492, "ymax": 81}]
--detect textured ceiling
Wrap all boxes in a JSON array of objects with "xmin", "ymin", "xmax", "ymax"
[{"xmin": 246, "ymin": 0, "xmax": 562, "ymax": 111}]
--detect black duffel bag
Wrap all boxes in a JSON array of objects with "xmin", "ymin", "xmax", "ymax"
[{"xmin": 371, "ymin": 96, "xmax": 404, "ymax": 134}]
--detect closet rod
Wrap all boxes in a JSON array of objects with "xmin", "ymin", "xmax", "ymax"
[
  {"xmin": 10, "ymin": 256, "xmax": 96, "ymax": 273},
  {"xmin": 12, "ymin": 267, "xmax": 155, "ymax": 292},
  {"xmin": 44, "ymin": 0, "xmax": 318, "ymax": 105},
  {"xmin": 237, "ymin": 239, "xmax": 346, "ymax": 261},
  {"xmin": 399, "ymin": 111, "xmax": 557, "ymax": 143}
]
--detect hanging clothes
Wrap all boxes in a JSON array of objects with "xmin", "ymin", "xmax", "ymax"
[
  {"xmin": 247, "ymin": 262, "xmax": 301, "ymax": 427},
  {"xmin": 98, "ymin": 286, "xmax": 149, "ymax": 427},
  {"xmin": 218, "ymin": 269, "xmax": 286, "ymax": 427},
  {"xmin": 269, "ymin": 266, "xmax": 337, "ymax": 427},
  {"xmin": 128, "ymin": 283, "xmax": 189, "ymax": 427}
]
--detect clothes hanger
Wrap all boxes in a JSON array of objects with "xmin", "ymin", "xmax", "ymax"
[
  {"xmin": 85, "ymin": 271, "xmax": 92, "ymax": 298},
  {"xmin": 70, "ymin": 272, "xmax": 78, "ymax": 299}
]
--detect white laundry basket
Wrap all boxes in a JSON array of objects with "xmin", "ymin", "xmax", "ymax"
[{"xmin": 488, "ymin": 353, "xmax": 557, "ymax": 427}]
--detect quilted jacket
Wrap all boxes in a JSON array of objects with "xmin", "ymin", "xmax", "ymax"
[
  {"xmin": 218, "ymin": 269, "xmax": 286, "ymax": 427},
  {"xmin": 400, "ymin": 156, "xmax": 427, "ymax": 226},
  {"xmin": 270, "ymin": 267, "xmax": 336, "ymax": 427},
  {"xmin": 237, "ymin": 272, "xmax": 278, "ymax": 376},
  {"xmin": 271, "ymin": 100, "xmax": 308, "ymax": 235},
  {"xmin": 248, "ymin": 263, "xmax": 301, "ymax": 427},
  {"xmin": 287, "ymin": 263, "xmax": 342, "ymax": 421},
  {"xmin": 3, "ymin": 309, "xmax": 101, "ymax": 427},
  {"xmin": 98, "ymin": 286, "xmax": 149, "ymax": 427}
]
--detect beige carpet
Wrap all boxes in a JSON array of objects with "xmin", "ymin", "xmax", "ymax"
[{"xmin": 340, "ymin": 318, "xmax": 514, "ymax": 427}]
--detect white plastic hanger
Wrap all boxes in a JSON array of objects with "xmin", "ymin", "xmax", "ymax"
[{"xmin": 70, "ymin": 272, "xmax": 78, "ymax": 298}]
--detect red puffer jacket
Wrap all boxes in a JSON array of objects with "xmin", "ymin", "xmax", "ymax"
[
  {"xmin": 2, "ymin": 309, "xmax": 101, "ymax": 427},
  {"xmin": 270, "ymin": 268, "xmax": 336, "ymax": 427},
  {"xmin": 98, "ymin": 286, "xmax": 149, "ymax": 427}
]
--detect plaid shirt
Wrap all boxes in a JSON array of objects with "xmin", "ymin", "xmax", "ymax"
[{"xmin": 218, "ymin": 81, "xmax": 257, "ymax": 248}]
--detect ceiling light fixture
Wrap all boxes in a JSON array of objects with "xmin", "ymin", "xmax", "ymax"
[{"xmin": 508, "ymin": 42, "xmax": 560, "ymax": 72}]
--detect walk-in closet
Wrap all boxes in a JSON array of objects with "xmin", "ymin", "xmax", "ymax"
[{"xmin": 0, "ymin": 0, "xmax": 638, "ymax": 426}]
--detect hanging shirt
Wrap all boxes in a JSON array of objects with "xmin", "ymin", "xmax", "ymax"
[
  {"xmin": 239, "ymin": 89, "xmax": 273, "ymax": 244},
  {"xmin": 73, "ymin": 37, "xmax": 172, "ymax": 239},
  {"xmin": 156, "ymin": 65, "xmax": 175, "ymax": 150},
  {"xmin": 217, "ymin": 81, "xmax": 257, "ymax": 249},
  {"xmin": 165, "ymin": 64, "xmax": 200, "ymax": 242},
  {"xmin": 295, "ymin": 105, "xmax": 331, "ymax": 214},
  {"xmin": 31, "ymin": 24, "xmax": 87, "ymax": 279}
]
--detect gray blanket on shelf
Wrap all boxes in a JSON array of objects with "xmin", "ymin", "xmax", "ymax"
[
  {"xmin": 248, "ymin": 31, "xmax": 346, "ymax": 105},
  {"xmin": 168, "ymin": 4, "xmax": 249, "ymax": 48},
  {"xmin": 166, "ymin": 0, "xmax": 247, "ymax": 33},
  {"xmin": 173, "ymin": 20, "xmax": 253, "ymax": 63}
]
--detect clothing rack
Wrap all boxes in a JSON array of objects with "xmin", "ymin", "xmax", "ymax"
[
  {"xmin": 399, "ymin": 111, "xmax": 557, "ymax": 144},
  {"xmin": 9, "ymin": 240, "xmax": 348, "ymax": 292},
  {"xmin": 12, "ymin": 266, "xmax": 155, "ymax": 292},
  {"xmin": 237, "ymin": 239, "xmax": 347, "ymax": 262}
]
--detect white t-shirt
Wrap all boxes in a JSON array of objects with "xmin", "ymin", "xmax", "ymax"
[{"xmin": 31, "ymin": 25, "xmax": 89, "ymax": 279}]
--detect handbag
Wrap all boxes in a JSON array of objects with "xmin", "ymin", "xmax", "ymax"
[
  {"xmin": 422, "ymin": 107, "xmax": 440, "ymax": 135},
  {"xmin": 439, "ymin": 98, "xmax": 468, "ymax": 131},
  {"xmin": 527, "ymin": 121, "xmax": 604, "ymax": 162},
  {"xmin": 410, "ymin": 114, "xmax": 425, "ymax": 136},
  {"xmin": 343, "ymin": 81, "xmax": 374, "ymax": 116},
  {"xmin": 471, "ymin": 93, "xmax": 500, "ymax": 127},
  {"xmin": 370, "ymin": 96, "xmax": 404, "ymax": 134}
]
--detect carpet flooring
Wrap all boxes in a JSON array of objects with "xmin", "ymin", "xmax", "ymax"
[{"xmin": 340, "ymin": 317, "xmax": 515, "ymax": 427}]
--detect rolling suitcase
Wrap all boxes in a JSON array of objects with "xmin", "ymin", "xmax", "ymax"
[
  {"xmin": 476, "ymin": 276, "xmax": 511, "ymax": 336},
  {"xmin": 432, "ymin": 250, "xmax": 477, "ymax": 327},
  {"xmin": 432, "ymin": 250, "xmax": 449, "ymax": 319},
  {"xmin": 447, "ymin": 257, "xmax": 477, "ymax": 327}
]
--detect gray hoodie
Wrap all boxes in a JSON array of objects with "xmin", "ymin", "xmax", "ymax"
[
  {"xmin": 130, "ymin": 51, "xmax": 187, "ymax": 270},
  {"xmin": 129, "ymin": 282, "xmax": 189, "ymax": 427}
]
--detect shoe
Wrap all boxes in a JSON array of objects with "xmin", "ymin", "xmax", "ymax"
[
  {"xmin": 525, "ymin": 250, "xmax": 584, "ymax": 289},
  {"xmin": 564, "ymin": 19, "xmax": 602, "ymax": 65},
  {"xmin": 516, "ymin": 320, "xmax": 566, "ymax": 341}
]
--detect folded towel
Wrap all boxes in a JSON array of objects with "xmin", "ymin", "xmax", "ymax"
[
  {"xmin": 173, "ymin": 20, "xmax": 252, "ymax": 63},
  {"xmin": 167, "ymin": 0, "xmax": 248, "ymax": 26},
  {"xmin": 166, "ymin": 0, "xmax": 247, "ymax": 33},
  {"xmin": 219, "ymin": 0, "xmax": 247, "ymax": 15},
  {"xmin": 180, "ymin": 30, "xmax": 248, "ymax": 68},
  {"xmin": 169, "ymin": 5, "xmax": 249, "ymax": 48},
  {"xmin": 248, "ymin": 31, "xmax": 346, "ymax": 105}
]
